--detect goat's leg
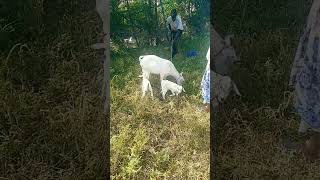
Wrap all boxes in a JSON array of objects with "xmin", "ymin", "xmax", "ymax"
[
  {"xmin": 172, "ymin": 92, "xmax": 178, "ymax": 96},
  {"xmin": 160, "ymin": 74, "xmax": 164, "ymax": 82},
  {"xmin": 149, "ymin": 83, "xmax": 154, "ymax": 98},
  {"xmin": 169, "ymin": 91, "xmax": 175, "ymax": 96},
  {"xmin": 146, "ymin": 72, "xmax": 150, "ymax": 79},
  {"xmin": 162, "ymin": 90, "xmax": 167, "ymax": 100},
  {"xmin": 170, "ymin": 90, "xmax": 176, "ymax": 96},
  {"xmin": 141, "ymin": 81, "xmax": 146, "ymax": 97},
  {"xmin": 142, "ymin": 86, "xmax": 146, "ymax": 97},
  {"xmin": 142, "ymin": 71, "xmax": 150, "ymax": 79},
  {"xmin": 142, "ymin": 89, "xmax": 146, "ymax": 97}
]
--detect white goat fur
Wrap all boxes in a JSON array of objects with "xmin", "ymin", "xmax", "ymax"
[
  {"xmin": 161, "ymin": 80, "xmax": 185, "ymax": 99},
  {"xmin": 139, "ymin": 55, "xmax": 185, "ymax": 85},
  {"xmin": 140, "ymin": 74, "xmax": 153, "ymax": 98},
  {"xmin": 211, "ymin": 70, "xmax": 241, "ymax": 107}
]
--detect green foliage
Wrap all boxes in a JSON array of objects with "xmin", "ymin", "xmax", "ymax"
[
  {"xmin": 213, "ymin": 0, "xmax": 312, "ymax": 35},
  {"xmin": 111, "ymin": 0, "xmax": 210, "ymax": 43},
  {"xmin": 111, "ymin": 125, "xmax": 149, "ymax": 179}
]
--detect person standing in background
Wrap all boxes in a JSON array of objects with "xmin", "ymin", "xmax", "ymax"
[{"xmin": 166, "ymin": 9, "xmax": 183, "ymax": 59}]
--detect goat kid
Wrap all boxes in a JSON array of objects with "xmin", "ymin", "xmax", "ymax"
[
  {"xmin": 139, "ymin": 74, "xmax": 153, "ymax": 98},
  {"xmin": 211, "ymin": 71, "xmax": 241, "ymax": 107},
  {"xmin": 161, "ymin": 80, "xmax": 185, "ymax": 100},
  {"xmin": 212, "ymin": 27, "xmax": 240, "ymax": 76}
]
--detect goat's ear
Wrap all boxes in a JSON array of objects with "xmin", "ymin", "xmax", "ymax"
[
  {"xmin": 225, "ymin": 34, "xmax": 234, "ymax": 46},
  {"xmin": 182, "ymin": 87, "xmax": 185, "ymax": 92},
  {"xmin": 180, "ymin": 72, "xmax": 183, "ymax": 76}
]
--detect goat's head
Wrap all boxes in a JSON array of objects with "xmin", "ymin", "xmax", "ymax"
[
  {"xmin": 176, "ymin": 85, "xmax": 185, "ymax": 95},
  {"xmin": 216, "ymin": 75, "xmax": 241, "ymax": 103},
  {"xmin": 213, "ymin": 34, "xmax": 240, "ymax": 75},
  {"xmin": 224, "ymin": 35, "xmax": 240, "ymax": 62},
  {"xmin": 177, "ymin": 72, "xmax": 185, "ymax": 85},
  {"xmin": 217, "ymin": 76, "xmax": 232, "ymax": 102}
]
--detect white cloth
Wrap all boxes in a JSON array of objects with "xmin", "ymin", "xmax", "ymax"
[
  {"xmin": 289, "ymin": 0, "xmax": 320, "ymax": 132},
  {"xmin": 166, "ymin": 15, "xmax": 183, "ymax": 31},
  {"xmin": 206, "ymin": 47, "xmax": 210, "ymax": 70},
  {"xmin": 201, "ymin": 47, "xmax": 211, "ymax": 104}
]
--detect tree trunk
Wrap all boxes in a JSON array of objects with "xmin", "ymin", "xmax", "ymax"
[
  {"xmin": 94, "ymin": 0, "xmax": 110, "ymax": 177},
  {"xmin": 187, "ymin": 0, "xmax": 191, "ymax": 36},
  {"xmin": 147, "ymin": 0, "xmax": 154, "ymax": 41},
  {"xmin": 154, "ymin": 0, "xmax": 158, "ymax": 45},
  {"xmin": 95, "ymin": 0, "xmax": 108, "ymax": 110},
  {"xmin": 159, "ymin": 0, "xmax": 168, "ymax": 42},
  {"xmin": 125, "ymin": 0, "xmax": 139, "ymax": 47}
]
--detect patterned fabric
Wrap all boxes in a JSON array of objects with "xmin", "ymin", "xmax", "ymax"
[
  {"xmin": 201, "ymin": 47, "xmax": 210, "ymax": 104},
  {"xmin": 290, "ymin": 0, "xmax": 320, "ymax": 130},
  {"xmin": 201, "ymin": 69, "xmax": 210, "ymax": 104}
]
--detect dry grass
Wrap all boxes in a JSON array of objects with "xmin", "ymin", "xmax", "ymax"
[
  {"xmin": 216, "ymin": 30, "xmax": 320, "ymax": 179},
  {"xmin": 0, "ymin": 8, "xmax": 107, "ymax": 178},
  {"xmin": 110, "ymin": 37, "xmax": 210, "ymax": 179}
]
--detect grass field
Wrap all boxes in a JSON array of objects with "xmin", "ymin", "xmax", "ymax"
[
  {"xmin": 216, "ymin": 29, "xmax": 320, "ymax": 179},
  {"xmin": 110, "ymin": 36, "xmax": 210, "ymax": 179},
  {"xmin": 0, "ymin": 9, "xmax": 107, "ymax": 178},
  {"xmin": 213, "ymin": 0, "xmax": 320, "ymax": 178}
]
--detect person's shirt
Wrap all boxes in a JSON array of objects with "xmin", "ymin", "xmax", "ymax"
[{"xmin": 166, "ymin": 15, "xmax": 183, "ymax": 31}]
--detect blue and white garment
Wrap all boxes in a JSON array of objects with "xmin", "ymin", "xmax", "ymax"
[
  {"xmin": 289, "ymin": 0, "xmax": 320, "ymax": 132},
  {"xmin": 201, "ymin": 47, "xmax": 210, "ymax": 104}
]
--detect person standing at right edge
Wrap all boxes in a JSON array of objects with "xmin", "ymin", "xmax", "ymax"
[
  {"xmin": 289, "ymin": 0, "xmax": 320, "ymax": 160},
  {"xmin": 166, "ymin": 9, "xmax": 183, "ymax": 59}
]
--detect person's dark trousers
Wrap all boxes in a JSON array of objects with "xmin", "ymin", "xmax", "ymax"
[{"xmin": 170, "ymin": 30, "xmax": 182, "ymax": 58}]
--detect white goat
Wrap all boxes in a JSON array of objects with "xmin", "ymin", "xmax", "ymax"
[
  {"xmin": 139, "ymin": 74, "xmax": 153, "ymax": 98},
  {"xmin": 211, "ymin": 70, "xmax": 241, "ymax": 107},
  {"xmin": 212, "ymin": 28, "xmax": 240, "ymax": 76},
  {"xmin": 139, "ymin": 55, "xmax": 185, "ymax": 85},
  {"xmin": 161, "ymin": 80, "xmax": 185, "ymax": 100}
]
